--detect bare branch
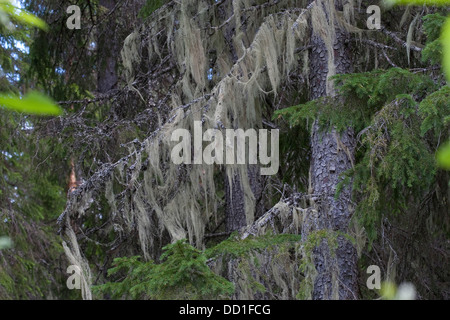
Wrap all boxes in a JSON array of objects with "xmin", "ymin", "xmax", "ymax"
[{"xmin": 381, "ymin": 27, "xmax": 423, "ymax": 52}]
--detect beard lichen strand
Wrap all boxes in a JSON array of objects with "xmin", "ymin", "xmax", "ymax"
[
  {"xmin": 177, "ymin": 1, "xmax": 208, "ymax": 91},
  {"xmin": 343, "ymin": 0, "xmax": 354, "ymax": 25},
  {"xmin": 133, "ymin": 190, "xmax": 154, "ymax": 260},
  {"xmin": 406, "ymin": 12, "xmax": 421, "ymax": 65},
  {"xmin": 62, "ymin": 226, "xmax": 93, "ymax": 300},
  {"xmin": 121, "ymin": 30, "xmax": 142, "ymax": 85},
  {"xmin": 259, "ymin": 16, "xmax": 282, "ymax": 96},
  {"xmin": 120, "ymin": 110, "xmax": 218, "ymax": 251}
]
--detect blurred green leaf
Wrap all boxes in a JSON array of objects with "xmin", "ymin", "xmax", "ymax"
[
  {"xmin": 0, "ymin": 1, "xmax": 48, "ymax": 31},
  {"xmin": 381, "ymin": 281, "xmax": 416, "ymax": 300},
  {"xmin": 442, "ymin": 17, "xmax": 450, "ymax": 83},
  {"xmin": 0, "ymin": 91, "xmax": 62, "ymax": 116},
  {"xmin": 437, "ymin": 141, "xmax": 450, "ymax": 169},
  {"xmin": 381, "ymin": 281, "xmax": 397, "ymax": 299}
]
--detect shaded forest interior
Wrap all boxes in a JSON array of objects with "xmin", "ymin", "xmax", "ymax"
[{"xmin": 0, "ymin": 0, "xmax": 448, "ymax": 300}]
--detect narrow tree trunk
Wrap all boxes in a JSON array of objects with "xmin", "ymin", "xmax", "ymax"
[
  {"xmin": 303, "ymin": 1, "xmax": 359, "ymax": 300},
  {"xmin": 225, "ymin": 172, "xmax": 247, "ymax": 232},
  {"xmin": 97, "ymin": 0, "xmax": 118, "ymax": 93}
]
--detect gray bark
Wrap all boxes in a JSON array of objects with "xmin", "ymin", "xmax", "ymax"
[
  {"xmin": 225, "ymin": 171, "xmax": 247, "ymax": 232},
  {"xmin": 303, "ymin": 1, "xmax": 359, "ymax": 300},
  {"xmin": 225, "ymin": 165, "xmax": 264, "ymax": 232}
]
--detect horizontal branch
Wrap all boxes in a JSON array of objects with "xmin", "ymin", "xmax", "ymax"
[
  {"xmin": 353, "ymin": 38, "xmax": 397, "ymax": 51},
  {"xmin": 381, "ymin": 27, "xmax": 423, "ymax": 52},
  {"xmin": 204, "ymin": 231, "xmax": 231, "ymax": 239},
  {"xmin": 57, "ymin": 90, "xmax": 119, "ymax": 106}
]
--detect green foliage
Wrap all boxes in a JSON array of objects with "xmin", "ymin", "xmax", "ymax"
[
  {"xmin": 423, "ymin": 13, "xmax": 448, "ymax": 42},
  {"xmin": 24, "ymin": 1, "xmax": 98, "ymax": 106},
  {"xmin": 422, "ymin": 14, "xmax": 447, "ymax": 65},
  {"xmin": 389, "ymin": 0, "xmax": 450, "ymax": 81},
  {"xmin": 94, "ymin": 234, "xmax": 304, "ymax": 300},
  {"xmin": 277, "ymin": 67, "xmax": 445, "ymax": 244},
  {"xmin": 437, "ymin": 141, "xmax": 450, "ymax": 169},
  {"xmin": 419, "ymin": 85, "xmax": 450, "ymax": 136},
  {"xmin": 138, "ymin": 0, "xmax": 165, "ymax": 19},
  {"xmin": 334, "ymin": 68, "xmax": 435, "ymax": 109},
  {"xmin": 0, "ymin": 207, "xmax": 68, "ymax": 299},
  {"xmin": 0, "ymin": 107, "xmax": 68, "ymax": 298},
  {"xmin": 0, "ymin": 0, "xmax": 47, "ymax": 31},
  {"xmin": 275, "ymin": 68, "xmax": 436, "ymax": 135},
  {"xmin": 422, "ymin": 39, "xmax": 443, "ymax": 66},
  {"xmin": 418, "ymin": 85, "xmax": 450, "ymax": 170},
  {"xmin": 205, "ymin": 233, "xmax": 302, "ymax": 260},
  {"xmin": 351, "ymin": 96, "xmax": 437, "ymax": 242},
  {"xmin": 94, "ymin": 240, "xmax": 234, "ymax": 300},
  {"xmin": 0, "ymin": 1, "xmax": 61, "ymax": 116}
]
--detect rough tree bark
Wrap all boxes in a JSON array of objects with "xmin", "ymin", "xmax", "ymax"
[
  {"xmin": 303, "ymin": 0, "xmax": 359, "ymax": 299},
  {"xmin": 225, "ymin": 172, "xmax": 247, "ymax": 232},
  {"xmin": 225, "ymin": 165, "xmax": 264, "ymax": 232}
]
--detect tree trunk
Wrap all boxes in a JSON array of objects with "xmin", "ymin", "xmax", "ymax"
[
  {"xmin": 225, "ymin": 172, "xmax": 247, "ymax": 232},
  {"xmin": 225, "ymin": 165, "xmax": 264, "ymax": 232},
  {"xmin": 97, "ymin": 0, "xmax": 118, "ymax": 93},
  {"xmin": 303, "ymin": 0, "xmax": 359, "ymax": 300}
]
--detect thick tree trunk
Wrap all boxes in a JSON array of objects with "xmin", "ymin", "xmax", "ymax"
[
  {"xmin": 225, "ymin": 165, "xmax": 264, "ymax": 232},
  {"xmin": 303, "ymin": 1, "xmax": 359, "ymax": 299}
]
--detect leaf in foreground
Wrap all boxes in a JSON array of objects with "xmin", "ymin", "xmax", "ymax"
[
  {"xmin": 0, "ymin": 91, "xmax": 62, "ymax": 116},
  {"xmin": 436, "ymin": 141, "xmax": 450, "ymax": 169}
]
